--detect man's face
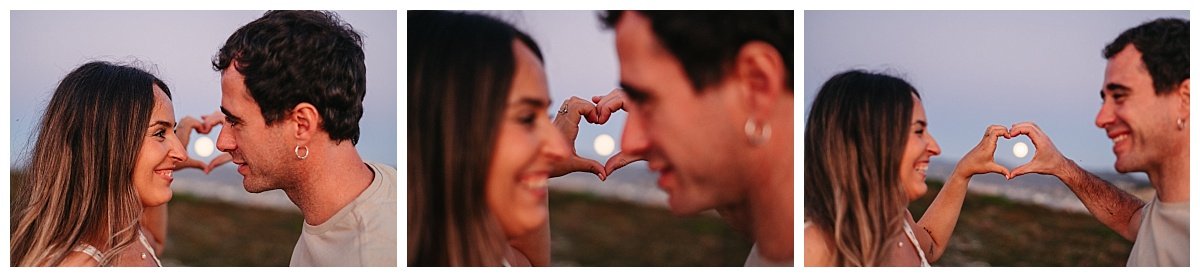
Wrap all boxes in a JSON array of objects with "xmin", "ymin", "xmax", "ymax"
[
  {"xmin": 1095, "ymin": 44, "xmax": 1186, "ymax": 173},
  {"xmin": 216, "ymin": 68, "xmax": 294, "ymax": 193},
  {"xmin": 614, "ymin": 12, "xmax": 747, "ymax": 215}
]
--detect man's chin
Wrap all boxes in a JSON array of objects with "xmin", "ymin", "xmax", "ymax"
[
  {"xmin": 241, "ymin": 180, "xmax": 273, "ymax": 193},
  {"xmin": 666, "ymin": 198, "xmax": 708, "ymax": 216}
]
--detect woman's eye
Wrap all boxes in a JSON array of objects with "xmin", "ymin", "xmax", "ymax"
[
  {"xmin": 153, "ymin": 129, "xmax": 166, "ymax": 138},
  {"xmin": 519, "ymin": 115, "xmax": 536, "ymax": 125}
]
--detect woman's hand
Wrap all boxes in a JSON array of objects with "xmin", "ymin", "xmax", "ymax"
[
  {"xmin": 549, "ymin": 97, "xmax": 606, "ymax": 180},
  {"xmin": 591, "ymin": 89, "xmax": 646, "ymax": 175},
  {"xmin": 952, "ymin": 125, "xmax": 1011, "ymax": 180}
]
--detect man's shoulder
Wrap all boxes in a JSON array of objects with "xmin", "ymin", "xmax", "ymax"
[{"xmin": 365, "ymin": 161, "xmax": 397, "ymax": 186}]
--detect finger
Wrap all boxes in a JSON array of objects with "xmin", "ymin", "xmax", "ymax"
[
  {"xmin": 1008, "ymin": 122, "xmax": 1040, "ymax": 137},
  {"xmin": 592, "ymin": 95, "xmax": 603, "ymax": 104},
  {"xmin": 1008, "ymin": 164, "xmax": 1032, "ymax": 180},
  {"xmin": 597, "ymin": 101, "xmax": 622, "ymax": 125},
  {"xmin": 207, "ymin": 154, "xmax": 233, "ymax": 171},
  {"xmin": 604, "ymin": 151, "xmax": 645, "ymax": 176},
  {"xmin": 987, "ymin": 163, "xmax": 1010, "ymax": 178},
  {"xmin": 984, "ymin": 125, "xmax": 1006, "ymax": 140},
  {"xmin": 580, "ymin": 158, "xmax": 606, "ymax": 181},
  {"xmin": 572, "ymin": 99, "xmax": 600, "ymax": 124},
  {"xmin": 986, "ymin": 125, "xmax": 1008, "ymax": 138},
  {"xmin": 175, "ymin": 159, "xmax": 205, "ymax": 171},
  {"xmin": 594, "ymin": 90, "xmax": 627, "ymax": 124}
]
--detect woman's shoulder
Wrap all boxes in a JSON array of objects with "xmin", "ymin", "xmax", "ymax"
[
  {"xmin": 58, "ymin": 251, "xmax": 101, "ymax": 267},
  {"xmin": 804, "ymin": 222, "xmax": 835, "ymax": 266}
]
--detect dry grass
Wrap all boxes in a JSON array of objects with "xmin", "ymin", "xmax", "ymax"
[
  {"xmin": 548, "ymin": 191, "xmax": 753, "ymax": 266},
  {"xmin": 161, "ymin": 193, "xmax": 303, "ymax": 266},
  {"xmin": 910, "ymin": 180, "xmax": 1133, "ymax": 266}
]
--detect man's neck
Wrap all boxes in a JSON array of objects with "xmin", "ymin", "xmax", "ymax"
[
  {"xmin": 745, "ymin": 99, "xmax": 794, "ymax": 262},
  {"xmin": 283, "ymin": 142, "xmax": 375, "ymax": 225},
  {"xmin": 1149, "ymin": 141, "xmax": 1189, "ymax": 203}
]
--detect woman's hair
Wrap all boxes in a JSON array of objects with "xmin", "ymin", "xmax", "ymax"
[
  {"xmin": 804, "ymin": 70, "xmax": 919, "ymax": 266},
  {"xmin": 10, "ymin": 61, "xmax": 172, "ymax": 266},
  {"xmin": 407, "ymin": 11, "xmax": 544, "ymax": 266}
]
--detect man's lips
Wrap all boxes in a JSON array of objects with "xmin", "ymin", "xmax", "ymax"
[{"xmin": 1107, "ymin": 129, "xmax": 1131, "ymax": 154}]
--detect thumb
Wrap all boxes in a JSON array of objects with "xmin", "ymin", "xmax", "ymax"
[
  {"xmin": 1008, "ymin": 164, "xmax": 1031, "ymax": 180},
  {"xmin": 987, "ymin": 163, "xmax": 1010, "ymax": 178},
  {"xmin": 580, "ymin": 157, "xmax": 605, "ymax": 181},
  {"xmin": 604, "ymin": 151, "xmax": 643, "ymax": 177}
]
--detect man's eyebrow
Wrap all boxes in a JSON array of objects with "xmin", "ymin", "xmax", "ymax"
[
  {"xmin": 619, "ymin": 82, "xmax": 650, "ymax": 102},
  {"xmin": 220, "ymin": 106, "xmax": 242, "ymax": 122},
  {"xmin": 1101, "ymin": 83, "xmax": 1132, "ymax": 100},
  {"xmin": 1105, "ymin": 83, "xmax": 1132, "ymax": 93}
]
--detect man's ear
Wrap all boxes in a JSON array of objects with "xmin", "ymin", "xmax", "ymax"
[
  {"xmin": 290, "ymin": 103, "xmax": 322, "ymax": 144},
  {"xmin": 733, "ymin": 41, "xmax": 786, "ymax": 123},
  {"xmin": 1179, "ymin": 79, "xmax": 1190, "ymax": 119}
]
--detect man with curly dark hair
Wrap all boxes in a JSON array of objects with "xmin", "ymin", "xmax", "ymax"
[
  {"xmin": 211, "ymin": 10, "xmax": 396, "ymax": 266},
  {"xmin": 1003, "ymin": 18, "xmax": 1189, "ymax": 266}
]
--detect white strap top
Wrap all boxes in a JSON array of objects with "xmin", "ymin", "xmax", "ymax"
[
  {"xmin": 71, "ymin": 244, "xmax": 103, "ymax": 263},
  {"xmin": 137, "ymin": 230, "xmax": 163, "ymax": 266},
  {"xmin": 902, "ymin": 221, "xmax": 931, "ymax": 267},
  {"xmin": 70, "ymin": 230, "xmax": 162, "ymax": 266}
]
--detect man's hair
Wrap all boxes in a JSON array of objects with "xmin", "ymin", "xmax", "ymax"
[
  {"xmin": 1103, "ymin": 18, "xmax": 1189, "ymax": 94},
  {"xmin": 213, "ymin": 10, "xmax": 367, "ymax": 144},
  {"xmin": 601, "ymin": 11, "xmax": 793, "ymax": 93}
]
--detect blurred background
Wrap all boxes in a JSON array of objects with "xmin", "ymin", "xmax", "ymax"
[
  {"xmin": 805, "ymin": 10, "xmax": 1188, "ymax": 266},
  {"xmin": 9, "ymin": 10, "xmax": 397, "ymax": 266}
]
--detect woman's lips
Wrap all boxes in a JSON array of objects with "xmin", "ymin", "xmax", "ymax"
[{"xmin": 154, "ymin": 169, "xmax": 173, "ymax": 181}]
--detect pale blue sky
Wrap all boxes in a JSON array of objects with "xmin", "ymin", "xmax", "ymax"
[
  {"xmin": 804, "ymin": 10, "xmax": 1189, "ymax": 172},
  {"xmin": 9, "ymin": 10, "xmax": 397, "ymax": 167}
]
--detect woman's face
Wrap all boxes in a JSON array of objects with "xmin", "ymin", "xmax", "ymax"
[
  {"xmin": 485, "ymin": 39, "xmax": 569, "ymax": 238},
  {"xmin": 132, "ymin": 85, "xmax": 186, "ymax": 207},
  {"xmin": 899, "ymin": 94, "xmax": 941, "ymax": 202}
]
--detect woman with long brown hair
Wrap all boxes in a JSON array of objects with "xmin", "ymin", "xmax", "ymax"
[
  {"xmin": 10, "ymin": 61, "xmax": 188, "ymax": 266},
  {"xmin": 804, "ymin": 70, "xmax": 1011, "ymax": 266},
  {"xmin": 408, "ymin": 11, "xmax": 605, "ymax": 266}
]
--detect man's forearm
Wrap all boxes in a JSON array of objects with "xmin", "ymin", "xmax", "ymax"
[{"xmin": 1057, "ymin": 160, "xmax": 1145, "ymax": 240}]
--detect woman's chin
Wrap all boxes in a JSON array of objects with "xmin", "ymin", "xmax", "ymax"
[
  {"xmin": 140, "ymin": 193, "xmax": 172, "ymax": 208},
  {"xmin": 502, "ymin": 210, "xmax": 549, "ymax": 238}
]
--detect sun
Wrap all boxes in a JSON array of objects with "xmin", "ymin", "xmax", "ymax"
[
  {"xmin": 594, "ymin": 134, "xmax": 615, "ymax": 157},
  {"xmin": 194, "ymin": 136, "xmax": 215, "ymax": 158}
]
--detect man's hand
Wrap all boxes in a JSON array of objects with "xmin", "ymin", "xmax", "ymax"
[{"xmin": 1006, "ymin": 122, "xmax": 1070, "ymax": 179}]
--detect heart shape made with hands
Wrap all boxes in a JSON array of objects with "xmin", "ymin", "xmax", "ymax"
[
  {"xmin": 550, "ymin": 91, "xmax": 643, "ymax": 181},
  {"xmin": 176, "ymin": 113, "xmax": 233, "ymax": 174},
  {"xmin": 961, "ymin": 123, "xmax": 1059, "ymax": 180}
]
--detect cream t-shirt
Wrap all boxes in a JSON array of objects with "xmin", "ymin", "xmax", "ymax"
[
  {"xmin": 1126, "ymin": 196, "xmax": 1189, "ymax": 267},
  {"xmin": 290, "ymin": 162, "xmax": 397, "ymax": 266},
  {"xmin": 744, "ymin": 243, "xmax": 794, "ymax": 267}
]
